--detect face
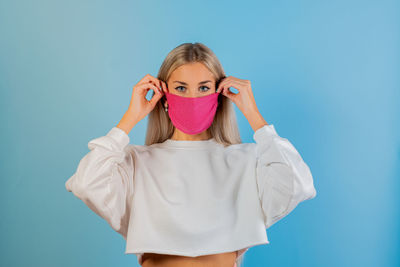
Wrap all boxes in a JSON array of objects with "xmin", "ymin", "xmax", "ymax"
[{"xmin": 166, "ymin": 62, "xmax": 216, "ymax": 98}]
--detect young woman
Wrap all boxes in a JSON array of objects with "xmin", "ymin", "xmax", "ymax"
[{"xmin": 65, "ymin": 42, "xmax": 317, "ymax": 267}]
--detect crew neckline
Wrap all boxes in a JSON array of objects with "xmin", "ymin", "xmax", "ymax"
[{"xmin": 160, "ymin": 137, "xmax": 218, "ymax": 148}]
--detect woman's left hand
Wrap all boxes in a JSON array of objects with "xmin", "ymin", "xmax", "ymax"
[
  {"xmin": 216, "ymin": 76, "xmax": 268, "ymax": 131},
  {"xmin": 216, "ymin": 76, "xmax": 260, "ymax": 117}
]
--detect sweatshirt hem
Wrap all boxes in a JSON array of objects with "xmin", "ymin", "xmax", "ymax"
[{"xmin": 125, "ymin": 239, "xmax": 270, "ymax": 265}]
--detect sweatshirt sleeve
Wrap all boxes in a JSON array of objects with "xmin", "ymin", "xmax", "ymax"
[
  {"xmin": 253, "ymin": 124, "xmax": 317, "ymax": 229},
  {"xmin": 65, "ymin": 126, "xmax": 134, "ymax": 239}
]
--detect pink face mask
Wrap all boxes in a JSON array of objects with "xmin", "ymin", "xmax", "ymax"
[{"xmin": 164, "ymin": 91, "xmax": 220, "ymax": 135}]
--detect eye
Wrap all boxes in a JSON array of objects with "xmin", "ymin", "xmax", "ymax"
[
  {"xmin": 175, "ymin": 86, "xmax": 186, "ymax": 92},
  {"xmin": 199, "ymin": 86, "xmax": 210, "ymax": 92}
]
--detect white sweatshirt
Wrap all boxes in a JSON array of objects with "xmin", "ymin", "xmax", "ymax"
[{"xmin": 65, "ymin": 124, "xmax": 317, "ymax": 265}]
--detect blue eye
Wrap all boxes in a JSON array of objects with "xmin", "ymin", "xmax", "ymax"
[
  {"xmin": 175, "ymin": 86, "xmax": 210, "ymax": 92},
  {"xmin": 175, "ymin": 86, "xmax": 185, "ymax": 92},
  {"xmin": 199, "ymin": 86, "xmax": 210, "ymax": 92}
]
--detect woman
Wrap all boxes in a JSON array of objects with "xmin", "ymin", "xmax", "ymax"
[{"xmin": 65, "ymin": 42, "xmax": 317, "ymax": 267}]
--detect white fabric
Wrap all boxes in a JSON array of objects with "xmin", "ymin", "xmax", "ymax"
[{"xmin": 65, "ymin": 124, "xmax": 317, "ymax": 265}]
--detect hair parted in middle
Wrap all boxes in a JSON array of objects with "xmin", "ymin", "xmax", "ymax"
[{"xmin": 145, "ymin": 42, "xmax": 242, "ymax": 147}]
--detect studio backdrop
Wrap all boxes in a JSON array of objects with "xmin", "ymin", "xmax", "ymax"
[{"xmin": 0, "ymin": 0, "xmax": 398, "ymax": 267}]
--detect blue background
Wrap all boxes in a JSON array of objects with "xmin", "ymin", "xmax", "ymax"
[{"xmin": 0, "ymin": 0, "xmax": 398, "ymax": 266}]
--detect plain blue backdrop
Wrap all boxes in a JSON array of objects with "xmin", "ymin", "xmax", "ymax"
[{"xmin": 0, "ymin": 0, "xmax": 398, "ymax": 266}]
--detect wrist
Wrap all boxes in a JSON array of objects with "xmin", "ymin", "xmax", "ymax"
[
  {"xmin": 245, "ymin": 110, "xmax": 268, "ymax": 132},
  {"xmin": 117, "ymin": 110, "xmax": 140, "ymax": 135}
]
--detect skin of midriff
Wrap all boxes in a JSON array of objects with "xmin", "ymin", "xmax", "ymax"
[{"xmin": 141, "ymin": 250, "xmax": 238, "ymax": 267}]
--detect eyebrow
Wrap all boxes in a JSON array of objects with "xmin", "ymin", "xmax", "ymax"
[{"xmin": 173, "ymin": 80, "xmax": 212, "ymax": 85}]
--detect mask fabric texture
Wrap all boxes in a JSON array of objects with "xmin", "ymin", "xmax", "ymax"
[{"xmin": 164, "ymin": 91, "xmax": 220, "ymax": 135}]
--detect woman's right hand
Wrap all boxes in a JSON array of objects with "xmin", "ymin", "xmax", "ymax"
[{"xmin": 117, "ymin": 74, "xmax": 168, "ymax": 134}]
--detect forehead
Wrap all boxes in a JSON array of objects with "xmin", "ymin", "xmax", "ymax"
[{"xmin": 169, "ymin": 62, "xmax": 215, "ymax": 81}]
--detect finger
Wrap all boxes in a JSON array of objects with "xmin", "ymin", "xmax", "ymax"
[
  {"xmin": 218, "ymin": 78, "xmax": 241, "ymax": 93},
  {"xmin": 136, "ymin": 82, "xmax": 161, "ymax": 95},
  {"xmin": 218, "ymin": 77, "xmax": 247, "ymax": 92},
  {"xmin": 219, "ymin": 80, "xmax": 243, "ymax": 94},
  {"xmin": 137, "ymin": 74, "xmax": 158, "ymax": 84},
  {"xmin": 148, "ymin": 87, "xmax": 163, "ymax": 107},
  {"xmin": 223, "ymin": 86, "xmax": 234, "ymax": 96},
  {"xmin": 142, "ymin": 82, "xmax": 161, "ymax": 94},
  {"xmin": 221, "ymin": 87, "xmax": 234, "ymax": 101},
  {"xmin": 156, "ymin": 79, "xmax": 163, "ymax": 92},
  {"xmin": 161, "ymin": 80, "xmax": 168, "ymax": 94},
  {"xmin": 148, "ymin": 79, "xmax": 162, "ymax": 92},
  {"xmin": 217, "ymin": 77, "xmax": 230, "ymax": 92},
  {"xmin": 219, "ymin": 84, "xmax": 234, "ymax": 96},
  {"xmin": 137, "ymin": 74, "xmax": 163, "ymax": 90}
]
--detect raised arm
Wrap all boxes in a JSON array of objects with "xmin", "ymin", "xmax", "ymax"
[
  {"xmin": 213, "ymin": 76, "xmax": 317, "ymax": 229},
  {"xmin": 65, "ymin": 126, "xmax": 134, "ymax": 239},
  {"xmin": 253, "ymin": 124, "xmax": 317, "ymax": 229},
  {"xmin": 65, "ymin": 74, "xmax": 168, "ymax": 239}
]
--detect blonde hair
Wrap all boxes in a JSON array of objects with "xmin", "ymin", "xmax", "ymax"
[
  {"xmin": 145, "ymin": 42, "xmax": 242, "ymax": 147},
  {"xmin": 145, "ymin": 42, "xmax": 245, "ymax": 267}
]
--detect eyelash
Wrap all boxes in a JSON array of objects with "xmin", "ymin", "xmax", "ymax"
[{"xmin": 175, "ymin": 86, "xmax": 210, "ymax": 92}]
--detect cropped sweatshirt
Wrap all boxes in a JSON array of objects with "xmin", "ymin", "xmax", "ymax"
[{"xmin": 65, "ymin": 124, "xmax": 317, "ymax": 265}]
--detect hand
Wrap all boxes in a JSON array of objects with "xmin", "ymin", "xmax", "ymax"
[
  {"xmin": 127, "ymin": 74, "xmax": 168, "ymax": 121},
  {"xmin": 216, "ymin": 76, "xmax": 260, "ymax": 117},
  {"xmin": 117, "ymin": 74, "xmax": 167, "ymax": 134},
  {"xmin": 216, "ymin": 76, "xmax": 268, "ymax": 132}
]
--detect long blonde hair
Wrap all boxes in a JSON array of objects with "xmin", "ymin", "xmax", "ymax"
[
  {"xmin": 145, "ymin": 42, "xmax": 242, "ymax": 147},
  {"xmin": 145, "ymin": 42, "xmax": 245, "ymax": 267}
]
